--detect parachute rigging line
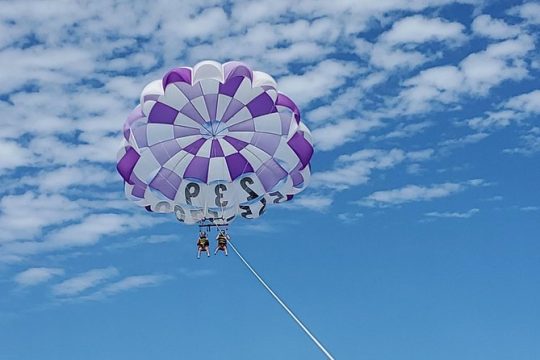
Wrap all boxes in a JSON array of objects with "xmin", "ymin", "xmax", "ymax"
[{"xmin": 227, "ymin": 240, "xmax": 335, "ymax": 360}]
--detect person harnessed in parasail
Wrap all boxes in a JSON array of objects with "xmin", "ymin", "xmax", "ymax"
[
  {"xmin": 214, "ymin": 230, "xmax": 229, "ymax": 256},
  {"xmin": 197, "ymin": 231, "xmax": 210, "ymax": 258}
]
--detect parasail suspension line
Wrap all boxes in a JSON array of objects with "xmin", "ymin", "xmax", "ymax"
[{"xmin": 227, "ymin": 240, "xmax": 335, "ymax": 360}]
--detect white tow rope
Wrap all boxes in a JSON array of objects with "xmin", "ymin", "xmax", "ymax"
[{"xmin": 228, "ymin": 240, "xmax": 335, "ymax": 360}]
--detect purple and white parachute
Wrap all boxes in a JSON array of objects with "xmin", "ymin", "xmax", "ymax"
[{"xmin": 117, "ymin": 61, "xmax": 313, "ymax": 225}]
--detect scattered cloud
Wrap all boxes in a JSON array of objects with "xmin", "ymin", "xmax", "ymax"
[
  {"xmin": 313, "ymin": 148, "xmax": 434, "ymax": 190},
  {"xmin": 14, "ymin": 267, "xmax": 64, "ymax": 287},
  {"xmin": 358, "ymin": 179, "xmax": 485, "ymax": 207},
  {"xmin": 472, "ymin": 15, "xmax": 521, "ymax": 39},
  {"xmin": 52, "ymin": 267, "xmax": 119, "ymax": 297},
  {"xmin": 425, "ymin": 208, "xmax": 479, "ymax": 218}
]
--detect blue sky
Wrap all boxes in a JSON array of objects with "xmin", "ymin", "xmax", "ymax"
[{"xmin": 1, "ymin": 0, "xmax": 540, "ymax": 359}]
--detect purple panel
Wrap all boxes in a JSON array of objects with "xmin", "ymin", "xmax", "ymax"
[
  {"xmin": 224, "ymin": 135, "xmax": 248, "ymax": 151},
  {"xmin": 247, "ymin": 93, "xmax": 275, "ymax": 117},
  {"xmin": 223, "ymin": 61, "xmax": 253, "ymax": 81},
  {"xmin": 226, "ymin": 153, "xmax": 254, "ymax": 180},
  {"xmin": 132, "ymin": 186, "xmax": 146, "ymax": 198},
  {"xmin": 287, "ymin": 132, "xmax": 313, "ymax": 168},
  {"xmin": 228, "ymin": 119, "xmax": 254, "ymax": 132},
  {"xmin": 290, "ymin": 170, "xmax": 304, "ymax": 187},
  {"xmin": 150, "ymin": 144, "xmax": 170, "ymax": 165},
  {"xmin": 162, "ymin": 67, "xmax": 192, "ymax": 88},
  {"xmin": 221, "ymin": 98, "xmax": 244, "ymax": 123},
  {"xmin": 175, "ymin": 82, "xmax": 203, "ymax": 100},
  {"xmin": 123, "ymin": 105, "xmax": 144, "ymax": 140},
  {"xmin": 173, "ymin": 125, "xmax": 200, "ymax": 138},
  {"xmin": 180, "ymin": 102, "xmax": 206, "ymax": 125},
  {"xmin": 210, "ymin": 139, "xmax": 224, "ymax": 157},
  {"xmin": 218, "ymin": 76, "xmax": 244, "ymax": 97},
  {"xmin": 184, "ymin": 156, "xmax": 210, "ymax": 182},
  {"xmin": 286, "ymin": 194, "xmax": 294, "ymax": 201},
  {"xmin": 256, "ymin": 159, "xmax": 288, "ymax": 192},
  {"xmin": 148, "ymin": 102, "xmax": 178, "ymax": 124},
  {"xmin": 130, "ymin": 174, "xmax": 146, "ymax": 198},
  {"xmin": 149, "ymin": 168, "xmax": 182, "ymax": 200},
  {"xmin": 204, "ymin": 94, "xmax": 218, "ymax": 120},
  {"xmin": 184, "ymin": 138, "xmax": 206, "ymax": 155},
  {"xmin": 279, "ymin": 111, "xmax": 292, "ymax": 135},
  {"xmin": 251, "ymin": 133, "xmax": 280, "ymax": 155},
  {"xmin": 132, "ymin": 125, "xmax": 148, "ymax": 147},
  {"xmin": 276, "ymin": 93, "xmax": 301, "ymax": 123},
  {"xmin": 150, "ymin": 139, "xmax": 182, "ymax": 164},
  {"xmin": 117, "ymin": 147, "xmax": 140, "ymax": 184}
]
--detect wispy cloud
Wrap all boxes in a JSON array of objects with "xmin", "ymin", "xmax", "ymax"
[
  {"xmin": 14, "ymin": 267, "xmax": 64, "ymax": 287},
  {"xmin": 425, "ymin": 208, "xmax": 480, "ymax": 218},
  {"xmin": 52, "ymin": 267, "xmax": 119, "ymax": 297},
  {"xmin": 358, "ymin": 179, "xmax": 486, "ymax": 207}
]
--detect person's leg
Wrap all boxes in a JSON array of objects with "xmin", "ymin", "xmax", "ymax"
[
  {"xmin": 206, "ymin": 246, "xmax": 210, "ymax": 257},
  {"xmin": 214, "ymin": 246, "xmax": 218, "ymax": 255},
  {"xmin": 224, "ymin": 246, "xmax": 228, "ymax": 256},
  {"xmin": 197, "ymin": 247, "xmax": 201, "ymax": 259}
]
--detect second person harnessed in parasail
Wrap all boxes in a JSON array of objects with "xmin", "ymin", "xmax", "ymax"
[{"xmin": 214, "ymin": 230, "xmax": 230, "ymax": 256}]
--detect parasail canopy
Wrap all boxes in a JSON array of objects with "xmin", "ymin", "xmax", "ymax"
[{"xmin": 117, "ymin": 60, "xmax": 313, "ymax": 225}]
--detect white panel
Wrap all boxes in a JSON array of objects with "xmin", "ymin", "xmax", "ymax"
[
  {"xmin": 196, "ymin": 139, "xmax": 212, "ymax": 158},
  {"xmin": 160, "ymin": 84, "xmax": 189, "ymax": 110},
  {"xmin": 273, "ymin": 139, "xmax": 299, "ymax": 171},
  {"xmin": 243, "ymin": 144, "xmax": 272, "ymax": 163},
  {"xmin": 227, "ymin": 131, "xmax": 254, "ymax": 143},
  {"xmin": 233, "ymin": 174, "xmax": 266, "ymax": 204},
  {"xmin": 162, "ymin": 150, "xmax": 191, "ymax": 171},
  {"xmin": 225, "ymin": 107, "xmax": 252, "ymax": 127},
  {"xmin": 207, "ymin": 157, "xmax": 231, "ymax": 183},
  {"xmin": 146, "ymin": 123, "xmax": 175, "ymax": 146},
  {"xmin": 171, "ymin": 152, "xmax": 195, "ymax": 181},
  {"xmin": 216, "ymin": 94, "xmax": 232, "ymax": 121},
  {"xmin": 132, "ymin": 150, "xmax": 161, "ymax": 180},
  {"xmin": 140, "ymin": 80, "xmax": 163, "ymax": 108},
  {"xmin": 175, "ymin": 135, "xmax": 202, "ymax": 148},
  {"xmin": 199, "ymin": 78, "xmax": 220, "ymax": 95},
  {"xmin": 252, "ymin": 70, "xmax": 277, "ymax": 89},
  {"xmin": 142, "ymin": 100, "xmax": 156, "ymax": 117},
  {"xmin": 239, "ymin": 147, "xmax": 264, "ymax": 170},
  {"xmin": 253, "ymin": 113, "xmax": 282, "ymax": 134},
  {"xmin": 191, "ymin": 96, "xmax": 211, "ymax": 122},
  {"xmin": 218, "ymin": 138, "xmax": 237, "ymax": 156},
  {"xmin": 193, "ymin": 61, "xmax": 224, "ymax": 83},
  {"xmin": 235, "ymin": 78, "xmax": 263, "ymax": 104},
  {"xmin": 176, "ymin": 181, "xmax": 208, "ymax": 208},
  {"xmin": 174, "ymin": 112, "xmax": 202, "ymax": 129}
]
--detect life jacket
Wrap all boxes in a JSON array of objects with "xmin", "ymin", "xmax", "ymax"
[
  {"xmin": 198, "ymin": 236, "xmax": 208, "ymax": 246},
  {"xmin": 217, "ymin": 234, "xmax": 227, "ymax": 245}
]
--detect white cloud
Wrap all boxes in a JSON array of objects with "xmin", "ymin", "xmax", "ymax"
[
  {"xmin": 52, "ymin": 267, "xmax": 119, "ymax": 297},
  {"xmin": 380, "ymin": 15, "xmax": 465, "ymax": 44},
  {"xmin": 283, "ymin": 194, "xmax": 333, "ymax": 212},
  {"xmin": 312, "ymin": 118, "xmax": 381, "ymax": 151},
  {"xmin": 313, "ymin": 148, "xmax": 433, "ymax": 190},
  {"xmin": 359, "ymin": 179, "xmax": 485, "ymax": 207},
  {"xmin": 278, "ymin": 60, "xmax": 358, "ymax": 107},
  {"xmin": 371, "ymin": 15, "xmax": 465, "ymax": 70},
  {"xmin": 471, "ymin": 15, "xmax": 521, "ymax": 39},
  {"xmin": 504, "ymin": 89, "xmax": 540, "ymax": 114},
  {"xmin": 508, "ymin": 2, "xmax": 540, "ymax": 25},
  {"xmin": 0, "ymin": 140, "xmax": 33, "ymax": 173},
  {"xmin": 14, "ymin": 267, "xmax": 64, "ymax": 287},
  {"xmin": 82, "ymin": 275, "xmax": 170, "ymax": 300},
  {"xmin": 425, "ymin": 208, "xmax": 479, "ymax": 218},
  {"xmin": 337, "ymin": 212, "xmax": 364, "ymax": 224},
  {"xmin": 399, "ymin": 35, "xmax": 535, "ymax": 113},
  {"xmin": 0, "ymin": 192, "xmax": 83, "ymax": 243}
]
